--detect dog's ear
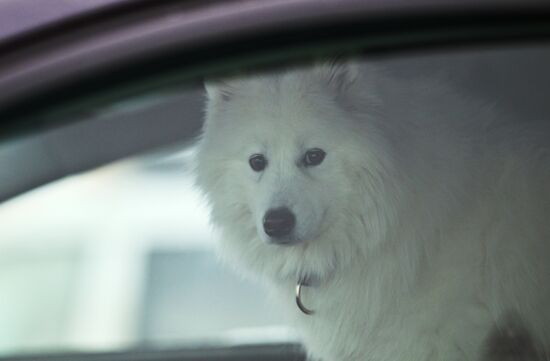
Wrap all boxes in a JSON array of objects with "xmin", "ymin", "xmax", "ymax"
[
  {"xmin": 318, "ymin": 59, "xmax": 360, "ymax": 93},
  {"xmin": 204, "ymin": 79, "xmax": 235, "ymax": 102}
]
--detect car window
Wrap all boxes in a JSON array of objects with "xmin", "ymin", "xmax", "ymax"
[
  {"xmin": 0, "ymin": 94, "xmax": 296, "ymax": 356},
  {"xmin": 0, "ymin": 44, "xmax": 549, "ymax": 359}
]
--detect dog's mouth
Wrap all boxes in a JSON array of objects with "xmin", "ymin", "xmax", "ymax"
[
  {"xmin": 265, "ymin": 234, "xmax": 303, "ymax": 246},
  {"xmin": 262, "ymin": 227, "xmax": 320, "ymax": 247}
]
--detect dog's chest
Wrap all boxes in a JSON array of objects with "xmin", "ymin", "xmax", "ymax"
[{"xmin": 275, "ymin": 263, "xmax": 490, "ymax": 361}]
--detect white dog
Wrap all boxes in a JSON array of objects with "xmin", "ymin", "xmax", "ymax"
[{"xmin": 194, "ymin": 58, "xmax": 550, "ymax": 360}]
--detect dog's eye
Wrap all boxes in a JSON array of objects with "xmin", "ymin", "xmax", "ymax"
[
  {"xmin": 249, "ymin": 154, "xmax": 267, "ymax": 171},
  {"xmin": 303, "ymin": 148, "xmax": 326, "ymax": 167}
]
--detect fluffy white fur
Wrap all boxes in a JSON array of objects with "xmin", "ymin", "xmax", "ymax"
[{"xmin": 194, "ymin": 59, "xmax": 550, "ymax": 360}]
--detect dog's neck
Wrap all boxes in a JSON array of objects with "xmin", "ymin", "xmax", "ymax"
[{"xmin": 299, "ymin": 273, "xmax": 323, "ymax": 287}]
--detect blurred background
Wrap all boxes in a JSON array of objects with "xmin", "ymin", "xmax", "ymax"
[{"xmin": 0, "ymin": 145, "xmax": 294, "ymax": 357}]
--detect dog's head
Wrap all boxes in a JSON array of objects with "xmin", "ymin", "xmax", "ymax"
[{"xmin": 195, "ymin": 62, "xmax": 398, "ymax": 283}]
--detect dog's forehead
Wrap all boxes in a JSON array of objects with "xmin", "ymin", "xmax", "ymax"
[
  {"xmin": 249, "ymin": 78, "xmax": 337, "ymax": 124},
  {"xmin": 214, "ymin": 69, "xmax": 353, "ymax": 152}
]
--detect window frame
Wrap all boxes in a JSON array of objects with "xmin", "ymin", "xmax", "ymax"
[{"xmin": 0, "ymin": 1, "xmax": 550, "ymax": 360}]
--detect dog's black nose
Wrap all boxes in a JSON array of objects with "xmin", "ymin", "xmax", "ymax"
[{"xmin": 263, "ymin": 207, "xmax": 296, "ymax": 239}]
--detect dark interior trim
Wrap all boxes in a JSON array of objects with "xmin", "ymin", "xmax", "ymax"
[
  {"xmin": 0, "ymin": 343, "xmax": 305, "ymax": 361},
  {"xmin": 0, "ymin": 0, "xmax": 549, "ymax": 140}
]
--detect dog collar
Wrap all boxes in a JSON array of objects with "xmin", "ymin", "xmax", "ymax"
[
  {"xmin": 295, "ymin": 275, "xmax": 318, "ymax": 315},
  {"xmin": 295, "ymin": 281, "xmax": 314, "ymax": 315}
]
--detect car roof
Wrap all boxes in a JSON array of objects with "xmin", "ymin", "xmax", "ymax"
[{"xmin": 0, "ymin": 0, "xmax": 130, "ymax": 42}]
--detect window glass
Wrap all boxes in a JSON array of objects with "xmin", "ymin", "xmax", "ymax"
[
  {"xmin": 0, "ymin": 45, "xmax": 549, "ymax": 358},
  {"xmin": 0, "ymin": 146, "xmax": 295, "ymax": 356}
]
